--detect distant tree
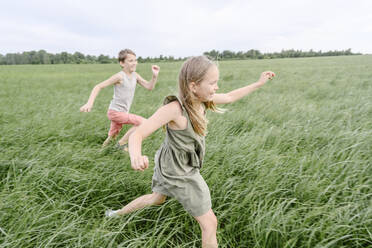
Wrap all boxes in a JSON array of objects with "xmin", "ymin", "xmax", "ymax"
[
  {"xmin": 245, "ymin": 49, "xmax": 260, "ymax": 59},
  {"xmin": 72, "ymin": 52, "xmax": 85, "ymax": 64},
  {"xmin": 38, "ymin": 50, "xmax": 50, "ymax": 64},
  {"xmin": 0, "ymin": 54, "xmax": 5, "ymax": 65},
  {"xmin": 221, "ymin": 50, "xmax": 234, "ymax": 59},
  {"xmin": 5, "ymin": 53, "xmax": 16, "ymax": 65},
  {"xmin": 236, "ymin": 51, "xmax": 244, "ymax": 59},
  {"xmin": 20, "ymin": 52, "xmax": 31, "ymax": 64},
  {"xmin": 30, "ymin": 51, "xmax": 42, "ymax": 64},
  {"xmin": 204, "ymin": 49, "xmax": 220, "ymax": 59},
  {"xmin": 60, "ymin": 52, "xmax": 72, "ymax": 64},
  {"xmin": 98, "ymin": 54, "xmax": 111, "ymax": 64},
  {"xmin": 52, "ymin": 53, "xmax": 62, "ymax": 64},
  {"xmin": 85, "ymin": 55, "xmax": 97, "ymax": 63}
]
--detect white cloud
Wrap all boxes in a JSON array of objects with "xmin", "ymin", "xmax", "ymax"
[{"xmin": 1, "ymin": 0, "xmax": 371, "ymax": 57}]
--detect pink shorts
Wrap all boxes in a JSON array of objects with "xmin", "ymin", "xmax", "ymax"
[{"xmin": 107, "ymin": 109, "xmax": 145, "ymax": 137}]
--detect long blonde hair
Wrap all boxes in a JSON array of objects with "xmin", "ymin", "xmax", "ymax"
[{"xmin": 178, "ymin": 56, "xmax": 219, "ymax": 136}]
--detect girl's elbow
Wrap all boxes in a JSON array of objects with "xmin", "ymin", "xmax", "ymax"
[{"xmin": 94, "ymin": 85, "xmax": 103, "ymax": 91}]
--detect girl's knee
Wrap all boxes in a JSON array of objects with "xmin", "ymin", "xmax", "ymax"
[
  {"xmin": 196, "ymin": 210, "xmax": 218, "ymax": 231},
  {"xmin": 150, "ymin": 193, "xmax": 166, "ymax": 205}
]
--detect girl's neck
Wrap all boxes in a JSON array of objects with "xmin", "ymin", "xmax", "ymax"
[{"xmin": 122, "ymin": 67, "xmax": 132, "ymax": 76}]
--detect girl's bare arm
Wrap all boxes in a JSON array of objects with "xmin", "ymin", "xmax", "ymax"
[
  {"xmin": 80, "ymin": 73, "xmax": 121, "ymax": 112},
  {"xmin": 129, "ymin": 101, "xmax": 183, "ymax": 171},
  {"xmin": 212, "ymin": 71, "xmax": 275, "ymax": 105},
  {"xmin": 135, "ymin": 65, "xmax": 160, "ymax": 91}
]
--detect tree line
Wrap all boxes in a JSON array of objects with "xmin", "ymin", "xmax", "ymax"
[
  {"xmin": 0, "ymin": 49, "xmax": 360, "ymax": 65},
  {"xmin": 203, "ymin": 48, "xmax": 360, "ymax": 60},
  {"xmin": 0, "ymin": 50, "xmax": 115, "ymax": 65}
]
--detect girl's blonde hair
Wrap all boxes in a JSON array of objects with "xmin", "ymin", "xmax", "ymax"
[{"xmin": 178, "ymin": 56, "xmax": 219, "ymax": 136}]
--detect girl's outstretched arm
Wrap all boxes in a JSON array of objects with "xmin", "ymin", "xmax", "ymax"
[
  {"xmin": 135, "ymin": 65, "xmax": 160, "ymax": 91},
  {"xmin": 79, "ymin": 73, "xmax": 121, "ymax": 112},
  {"xmin": 129, "ymin": 101, "xmax": 183, "ymax": 171},
  {"xmin": 212, "ymin": 71, "xmax": 275, "ymax": 105}
]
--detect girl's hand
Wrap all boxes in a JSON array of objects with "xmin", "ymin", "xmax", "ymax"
[
  {"xmin": 258, "ymin": 71, "xmax": 275, "ymax": 85},
  {"xmin": 80, "ymin": 103, "xmax": 93, "ymax": 112},
  {"xmin": 130, "ymin": 155, "xmax": 149, "ymax": 171},
  {"xmin": 152, "ymin": 65, "xmax": 160, "ymax": 77}
]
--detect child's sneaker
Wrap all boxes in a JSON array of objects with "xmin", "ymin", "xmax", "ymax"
[{"xmin": 115, "ymin": 143, "xmax": 128, "ymax": 152}]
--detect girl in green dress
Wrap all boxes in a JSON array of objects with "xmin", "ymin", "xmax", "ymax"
[{"xmin": 106, "ymin": 56, "xmax": 275, "ymax": 248}]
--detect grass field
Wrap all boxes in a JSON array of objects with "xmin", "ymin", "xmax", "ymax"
[{"xmin": 0, "ymin": 55, "xmax": 371, "ymax": 247}]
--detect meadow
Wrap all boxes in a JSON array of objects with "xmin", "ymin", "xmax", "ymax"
[{"xmin": 0, "ymin": 55, "xmax": 371, "ymax": 247}]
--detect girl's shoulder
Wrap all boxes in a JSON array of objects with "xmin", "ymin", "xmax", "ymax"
[
  {"xmin": 163, "ymin": 95, "xmax": 183, "ymax": 107},
  {"xmin": 113, "ymin": 71, "xmax": 125, "ymax": 80},
  {"xmin": 163, "ymin": 96, "xmax": 183, "ymax": 115},
  {"xmin": 163, "ymin": 96, "xmax": 188, "ymax": 130},
  {"xmin": 109, "ymin": 72, "xmax": 124, "ymax": 85},
  {"xmin": 164, "ymin": 95, "xmax": 190, "ymax": 118},
  {"xmin": 117, "ymin": 71, "xmax": 125, "ymax": 76}
]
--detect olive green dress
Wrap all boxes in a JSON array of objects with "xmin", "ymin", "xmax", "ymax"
[{"xmin": 152, "ymin": 95, "xmax": 211, "ymax": 217}]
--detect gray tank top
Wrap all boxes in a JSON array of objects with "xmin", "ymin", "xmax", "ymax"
[{"xmin": 108, "ymin": 71, "xmax": 137, "ymax": 112}]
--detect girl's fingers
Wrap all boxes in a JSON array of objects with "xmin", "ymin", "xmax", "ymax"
[
  {"xmin": 138, "ymin": 158, "xmax": 144, "ymax": 170},
  {"xmin": 131, "ymin": 156, "xmax": 149, "ymax": 171},
  {"xmin": 139, "ymin": 156, "xmax": 148, "ymax": 170},
  {"xmin": 132, "ymin": 157, "xmax": 142, "ymax": 171},
  {"xmin": 264, "ymin": 71, "xmax": 275, "ymax": 80},
  {"xmin": 143, "ymin": 156, "xmax": 149, "ymax": 169}
]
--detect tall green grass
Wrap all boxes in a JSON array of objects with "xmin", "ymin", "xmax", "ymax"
[{"xmin": 0, "ymin": 56, "xmax": 371, "ymax": 247}]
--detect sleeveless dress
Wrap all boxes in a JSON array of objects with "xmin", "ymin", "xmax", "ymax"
[{"xmin": 152, "ymin": 95, "xmax": 212, "ymax": 217}]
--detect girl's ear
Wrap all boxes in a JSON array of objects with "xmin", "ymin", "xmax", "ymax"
[
  {"xmin": 189, "ymin": 82, "xmax": 197, "ymax": 94},
  {"xmin": 119, "ymin": 61, "xmax": 125, "ymax": 67}
]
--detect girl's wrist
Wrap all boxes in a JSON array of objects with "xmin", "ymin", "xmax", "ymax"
[{"xmin": 130, "ymin": 151, "xmax": 141, "ymax": 159}]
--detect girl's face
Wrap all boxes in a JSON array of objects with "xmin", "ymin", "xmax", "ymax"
[
  {"xmin": 120, "ymin": 54, "xmax": 137, "ymax": 72},
  {"xmin": 194, "ymin": 65, "xmax": 219, "ymax": 102}
]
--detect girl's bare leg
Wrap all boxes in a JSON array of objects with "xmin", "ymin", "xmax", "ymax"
[
  {"xmin": 116, "ymin": 192, "xmax": 166, "ymax": 215},
  {"xmin": 102, "ymin": 134, "xmax": 117, "ymax": 147},
  {"xmin": 194, "ymin": 209, "xmax": 218, "ymax": 248}
]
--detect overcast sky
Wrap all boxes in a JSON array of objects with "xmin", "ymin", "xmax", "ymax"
[{"xmin": 1, "ymin": 0, "xmax": 371, "ymax": 58}]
